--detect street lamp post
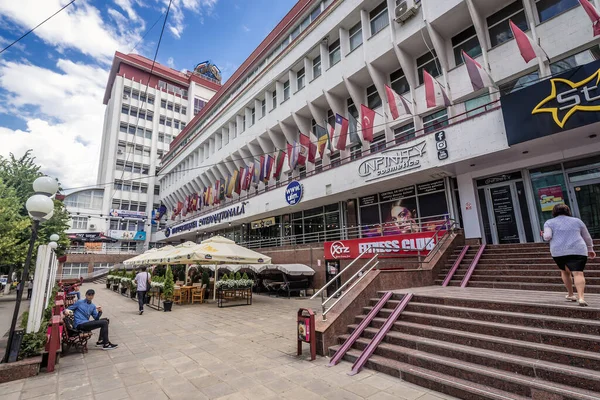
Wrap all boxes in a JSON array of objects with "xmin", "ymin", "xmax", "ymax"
[{"xmin": 2, "ymin": 176, "xmax": 58, "ymax": 363}]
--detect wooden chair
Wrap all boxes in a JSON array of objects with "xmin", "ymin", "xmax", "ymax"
[
  {"xmin": 173, "ymin": 288, "xmax": 183, "ymax": 305},
  {"xmin": 191, "ymin": 287, "xmax": 205, "ymax": 304},
  {"xmin": 175, "ymin": 281, "xmax": 184, "ymax": 286}
]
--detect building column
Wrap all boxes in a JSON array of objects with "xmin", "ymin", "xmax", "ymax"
[{"xmin": 456, "ymin": 173, "xmax": 482, "ymax": 240}]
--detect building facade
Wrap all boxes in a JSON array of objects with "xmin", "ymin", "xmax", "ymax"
[
  {"xmin": 153, "ymin": 0, "xmax": 600, "ymax": 261},
  {"xmin": 61, "ymin": 55, "xmax": 221, "ymax": 277}
]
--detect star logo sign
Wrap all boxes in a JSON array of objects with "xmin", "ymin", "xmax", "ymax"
[{"xmin": 532, "ymin": 69, "xmax": 600, "ymax": 129}]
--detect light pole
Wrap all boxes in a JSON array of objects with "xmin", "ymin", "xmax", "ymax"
[{"xmin": 2, "ymin": 176, "xmax": 58, "ymax": 363}]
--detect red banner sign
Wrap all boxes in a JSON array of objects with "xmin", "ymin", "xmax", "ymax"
[{"xmin": 324, "ymin": 231, "xmax": 445, "ymax": 259}]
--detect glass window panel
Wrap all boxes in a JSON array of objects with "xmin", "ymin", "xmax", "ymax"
[{"xmin": 536, "ymin": 0, "xmax": 579, "ymax": 23}]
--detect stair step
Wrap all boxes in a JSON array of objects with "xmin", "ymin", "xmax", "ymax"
[
  {"xmin": 454, "ymin": 281, "xmax": 600, "ymax": 293},
  {"xmin": 344, "ymin": 340, "xmax": 600, "ymax": 399},
  {"xmin": 331, "ymin": 346, "xmax": 530, "ymax": 400},
  {"xmin": 453, "ymin": 275, "xmax": 600, "ymax": 284},
  {"xmin": 358, "ymin": 313, "xmax": 600, "ymax": 353}
]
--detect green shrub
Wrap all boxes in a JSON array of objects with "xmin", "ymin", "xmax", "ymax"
[
  {"xmin": 235, "ymin": 272, "xmax": 242, "ymax": 280},
  {"xmin": 19, "ymin": 331, "xmax": 46, "ymax": 360},
  {"xmin": 241, "ymin": 272, "xmax": 249, "ymax": 280},
  {"xmin": 222, "ymin": 273, "xmax": 229, "ymax": 281},
  {"xmin": 163, "ymin": 266, "xmax": 175, "ymax": 301},
  {"xmin": 202, "ymin": 270, "xmax": 210, "ymax": 287}
]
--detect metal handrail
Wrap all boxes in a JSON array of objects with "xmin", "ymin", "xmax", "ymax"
[{"xmin": 322, "ymin": 255, "xmax": 379, "ymax": 306}]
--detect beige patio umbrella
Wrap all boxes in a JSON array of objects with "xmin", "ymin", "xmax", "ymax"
[
  {"xmin": 151, "ymin": 241, "xmax": 198, "ymax": 265},
  {"xmin": 123, "ymin": 247, "xmax": 160, "ymax": 266},
  {"xmin": 131, "ymin": 245, "xmax": 175, "ymax": 265}
]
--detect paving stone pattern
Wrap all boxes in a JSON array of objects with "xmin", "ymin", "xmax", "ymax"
[{"xmin": 0, "ymin": 284, "xmax": 455, "ymax": 400}]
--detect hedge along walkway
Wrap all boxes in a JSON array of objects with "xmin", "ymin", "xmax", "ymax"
[{"xmin": 0, "ymin": 283, "xmax": 455, "ymax": 400}]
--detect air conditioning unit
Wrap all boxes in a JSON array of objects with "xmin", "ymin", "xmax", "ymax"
[
  {"xmin": 395, "ymin": 0, "xmax": 421, "ymax": 24},
  {"xmin": 89, "ymin": 224, "xmax": 96, "ymax": 230}
]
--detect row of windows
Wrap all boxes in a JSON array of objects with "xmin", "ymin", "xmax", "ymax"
[
  {"xmin": 123, "ymin": 87, "xmax": 155, "ymax": 104},
  {"xmin": 117, "ymin": 142, "xmax": 151, "ymax": 158},
  {"xmin": 158, "ymin": 80, "xmax": 188, "ymax": 97},
  {"xmin": 121, "ymin": 104, "xmax": 154, "ymax": 121},
  {"xmin": 159, "ymin": 116, "xmax": 186, "ymax": 129},
  {"xmin": 110, "ymin": 219, "xmax": 144, "ymax": 231},
  {"xmin": 114, "ymin": 179, "xmax": 149, "ymax": 194},
  {"xmin": 64, "ymin": 189, "xmax": 103, "ymax": 210},
  {"xmin": 158, "ymin": 133, "xmax": 174, "ymax": 144},
  {"xmin": 160, "ymin": 99, "xmax": 187, "ymax": 115},
  {"xmin": 115, "ymin": 161, "xmax": 150, "ymax": 175},
  {"xmin": 119, "ymin": 123, "xmax": 153, "ymax": 139},
  {"xmin": 71, "ymin": 216, "xmax": 90, "ymax": 230},
  {"xmin": 111, "ymin": 199, "xmax": 148, "ymax": 212}
]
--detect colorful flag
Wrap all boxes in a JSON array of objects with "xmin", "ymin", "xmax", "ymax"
[
  {"xmin": 234, "ymin": 169, "xmax": 241, "ymax": 195},
  {"xmin": 334, "ymin": 114, "xmax": 349, "ymax": 151},
  {"xmin": 203, "ymin": 187, "xmax": 208, "ymax": 205},
  {"xmin": 253, "ymin": 160, "xmax": 260, "ymax": 185},
  {"xmin": 299, "ymin": 135, "xmax": 310, "ymax": 166},
  {"xmin": 579, "ymin": 0, "xmax": 600, "ymax": 36},
  {"xmin": 273, "ymin": 150, "xmax": 286, "ymax": 180},
  {"xmin": 220, "ymin": 178, "xmax": 226, "ymax": 200},
  {"xmin": 423, "ymin": 70, "xmax": 451, "ymax": 109},
  {"xmin": 207, "ymin": 187, "xmax": 213, "ymax": 206},
  {"xmin": 287, "ymin": 143, "xmax": 293, "ymax": 167},
  {"xmin": 509, "ymin": 20, "xmax": 547, "ymax": 63},
  {"xmin": 262, "ymin": 155, "xmax": 273, "ymax": 183},
  {"xmin": 360, "ymin": 105, "xmax": 376, "ymax": 142},
  {"xmin": 308, "ymin": 139, "xmax": 317, "ymax": 163},
  {"xmin": 182, "ymin": 196, "xmax": 189, "ymax": 217},
  {"xmin": 240, "ymin": 166, "xmax": 248, "ymax": 191},
  {"xmin": 316, "ymin": 124, "xmax": 329, "ymax": 157},
  {"xmin": 245, "ymin": 164, "xmax": 254, "ymax": 190},
  {"xmin": 198, "ymin": 191, "xmax": 203, "ymax": 210},
  {"xmin": 214, "ymin": 181, "xmax": 220, "ymax": 204},
  {"xmin": 348, "ymin": 113, "xmax": 361, "ymax": 147},
  {"xmin": 462, "ymin": 50, "xmax": 495, "ymax": 91},
  {"xmin": 226, "ymin": 173, "xmax": 235, "ymax": 197},
  {"xmin": 259, "ymin": 156, "xmax": 266, "ymax": 181},
  {"xmin": 156, "ymin": 204, "xmax": 167, "ymax": 220},
  {"xmin": 384, "ymin": 85, "xmax": 413, "ymax": 120},
  {"xmin": 327, "ymin": 121, "xmax": 336, "ymax": 152}
]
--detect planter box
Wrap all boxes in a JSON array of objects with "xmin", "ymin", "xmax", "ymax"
[{"xmin": 0, "ymin": 356, "xmax": 42, "ymax": 384}]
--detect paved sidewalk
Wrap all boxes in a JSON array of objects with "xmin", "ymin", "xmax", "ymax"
[{"xmin": 0, "ymin": 283, "xmax": 455, "ymax": 400}]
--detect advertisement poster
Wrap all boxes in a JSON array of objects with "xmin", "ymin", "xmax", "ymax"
[
  {"xmin": 84, "ymin": 242, "xmax": 103, "ymax": 252},
  {"xmin": 298, "ymin": 318, "xmax": 310, "ymax": 342},
  {"xmin": 324, "ymin": 231, "xmax": 445, "ymax": 259},
  {"xmin": 538, "ymin": 186, "xmax": 564, "ymax": 212}
]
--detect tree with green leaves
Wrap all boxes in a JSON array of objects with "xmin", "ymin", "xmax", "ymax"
[{"xmin": 0, "ymin": 179, "xmax": 29, "ymax": 267}]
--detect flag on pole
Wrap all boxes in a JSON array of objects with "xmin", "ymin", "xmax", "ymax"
[
  {"xmin": 290, "ymin": 142, "xmax": 300, "ymax": 170},
  {"xmin": 334, "ymin": 114, "xmax": 349, "ymax": 150},
  {"xmin": 198, "ymin": 192, "xmax": 203, "ymax": 210},
  {"xmin": 423, "ymin": 70, "xmax": 451, "ymax": 109},
  {"xmin": 287, "ymin": 143, "xmax": 293, "ymax": 167},
  {"xmin": 259, "ymin": 156, "xmax": 266, "ymax": 181},
  {"xmin": 274, "ymin": 150, "xmax": 286, "ymax": 180},
  {"xmin": 315, "ymin": 124, "xmax": 329, "ymax": 157},
  {"xmin": 308, "ymin": 138, "xmax": 317, "ymax": 163},
  {"xmin": 579, "ymin": 0, "xmax": 600, "ymax": 36},
  {"xmin": 214, "ymin": 181, "xmax": 220, "ymax": 204},
  {"xmin": 348, "ymin": 113, "xmax": 361, "ymax": 147},
  {"xmin": 245, "ymin": 164, "xmax": 254, "ymax": 190},
  {"xmin": 360, "ymin": 105, "xmax": 376, "ymax": 142},
  {"xmin": 384, "ymin": 85, "xmax": 413, "ymax": 120},
  {"xmin": 207, "ymin": 187, "xmax": 213, "ymax": 206},
  {"xmin": 203, "ymin": 187, "xmax": 208, "ymax": 205},
  {"xmin": 509, "ymin": 20, "xmax": 548, "ymax": 63},
  {"xmin": 234, "ymin": 169, "xmax": 241, "ymax": 195},
  {"xmin": 263, "ymin": 155, "xmax": 274, "ymax": 183},
  {"xmin": 253, "ymin": 160, "xmax": 260, "ymax": 185},
  {"xmin": 462, "ymin": 50, "xmax": 495, "ymax": 91},
  {"xmin": 326, "ymin": 120, "xmax": 336, "ymax": 152},
  {"xmin": 299, "ymin": 134, "xmax": 310, "ymax": 166},
  {"xmin": 182, "ymin": 196, "xmax": 189, "ymax": 216},
  {"xmin": 220, "ymin": 178, "xmax": 226, "ymax": 200},
  {"xmin": 240, "ymin": 167, "xmax": 248, "ymax": 191},
  {"xmin": 226, "ymin": 174, "xmax": 235, "ymax": 197}
]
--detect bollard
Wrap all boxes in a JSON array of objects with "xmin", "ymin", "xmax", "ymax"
[{"xmin": 46, "ymin": 315, "xmax": 62, "ymax": 373}]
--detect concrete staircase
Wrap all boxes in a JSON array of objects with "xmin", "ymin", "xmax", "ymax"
[
  {"xmin": 330, "ymin": 288, "xmax": 600, "ymax": 399},
  {"xmin": 436, "ymin": 240, "xmax": 600, "ymax": 293}
]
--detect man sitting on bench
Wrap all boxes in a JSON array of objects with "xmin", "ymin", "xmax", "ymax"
[{"xmin": 65, "ymin": 289, "xmax": 118, "ymax": 350}]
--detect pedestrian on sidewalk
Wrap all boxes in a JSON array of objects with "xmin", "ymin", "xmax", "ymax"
[
  {"xmin": 134, "ymin": 266, "xmax": 151, "ymax": 315},
  {"xmin": 543, "ymin": 204, "xmax": 596, "ymax": 306},
  {"xmin": 26, "ymin": 279, "xmax": 33, "ymax": 299}
]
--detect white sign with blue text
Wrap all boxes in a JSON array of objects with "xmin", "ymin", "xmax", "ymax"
[{"xmin": 285, "ymin": 181, "xmax": 303, "ymax": 206}]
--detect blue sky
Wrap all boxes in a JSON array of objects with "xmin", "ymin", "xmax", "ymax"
[{"xmin": 0, "ymin": 0, "xmax": 297, "ymax": 189}]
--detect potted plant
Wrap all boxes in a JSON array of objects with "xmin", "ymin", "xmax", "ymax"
[
  {"xmin": 162, "ymin": 266, "xmax": 175, "ymax": 312},
  {"xmin": 129, "ymin": 272, "xmax": 137, "ymax": 299},
  {"xmin": 112, "ymin": 275, "xmax": 119, "ymax": 292},
  {"xmin": 120, "ymin": 277, "xmax": 130, "ymax": 295},
  {"xmin": 105, "ymin": 275, "xmax": 112, "ymax": 289}
]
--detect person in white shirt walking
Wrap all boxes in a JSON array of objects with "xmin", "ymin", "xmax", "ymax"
[
  {"xmin": 134, "ymin": 266, "xmax": 152, "ymax": 315},
  {"xmin": 543, "ymin": 204, "xmax": 596, "ymax": 307}
]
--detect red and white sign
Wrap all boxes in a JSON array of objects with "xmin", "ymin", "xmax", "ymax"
[{"xmin": 324, "ymin": 231, "xmax": 445, "ymax": 260}]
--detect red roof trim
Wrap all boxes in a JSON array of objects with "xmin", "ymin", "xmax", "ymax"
[{"xmin": 165, "ymin": 0, "xmax": 316, "ymax": 157}]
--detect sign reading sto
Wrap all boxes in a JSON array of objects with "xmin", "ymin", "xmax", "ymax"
[{"xmin": 502, "ymin": 59, "xmax": 600, "ymax": 145}]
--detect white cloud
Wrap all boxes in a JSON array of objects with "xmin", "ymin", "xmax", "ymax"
[
  {"xmin": 164, "ymin": 0, "xmax": 218, "ymax": 39},
  {"xmin": 0, "ymin": 59, "xmax": 108, "ymax": 189},
  {"xmin": 241, "ymin": 25, "xmax": 250, "ymax": 32},
  {"xmin": 167, "ymin": 57, "xmax": 175, "ymax": 68},
  {"xmin": 0, "ymin": 0, "xmax": 144, "ymax": 63}
]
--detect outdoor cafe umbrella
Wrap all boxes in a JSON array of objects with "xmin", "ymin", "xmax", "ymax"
[
  {"xmin": 123, "ymin": 247, "xmax": 159, "ymax": 266},
  {"xmin": 124, "ymin": 245, "xmax": 175, "ymax": 266}
]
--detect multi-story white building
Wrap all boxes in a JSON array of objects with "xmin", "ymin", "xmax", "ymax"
[
  {"xmin": 61, "ymin": 54, "xmax": 221, "ymax": 277},
  {"xmin": 155, "ymin": 0, "xmax": 600, "ymax": 283}
]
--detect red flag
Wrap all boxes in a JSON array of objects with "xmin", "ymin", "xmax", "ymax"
[
  {"xmin": 235, "ymin": 169, "xmax": 242, "ymax": 195},
  {"xmin": 259, "ymin": 156, "xmax": 266, "ymax": 181},
  {"xmin": 273, "ymin": 150, "xmax": 286, "ymax": 180},
  {"xmin": 263, "ymin": 155, "xmax": 274, "ymax": 183},
  {"xmin": 334, "ymin": 114, "xmax": 349, "ymax": 150},
  {"xmin": 299, "ymin": 134, "xmax": 310, "ymax": 165},
  {"xmin": 462, "ymin": 50, "xmax": 494, "ymax": 91},
  {"xmin": 424, "ymin": 70, "xmax": 451, "ymax": 109},
  {"xmin": 308, "ymin": 140, "xmax": 317, "ymax": 163},
  {"xmin": 214, "ymin": 181, "xmax": 220, "ymax": 204},
  {"xmin": 245, "ymin": 164, "xmax": 254, "ymax": 190},
  {"xmin": 580, "ymin": 0, "xmax": 600, "ymax": 36},
  {"xmin": 384, "ymin": 85, "xmax": 412, "ymax": 120},
  {"xmin": 509, "ymin": 20, "xmax": 546, "ymax": 63},
  {"xmin": 287, "ymin": 143, "xmax": 293, "ymax": 167},
  {"xmin": 360, "ymin": 104, "xmax": 376, "ymax": 142}
]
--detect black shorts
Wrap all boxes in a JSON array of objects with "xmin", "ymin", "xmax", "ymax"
[{"xmin": 553, "ymin": 255, "xmax": 588, "ymax": 272}]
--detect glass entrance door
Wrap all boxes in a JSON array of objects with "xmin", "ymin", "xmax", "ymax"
[
  {"xmin": 571, "ymin": 180, "xmax": 600, "ymax": 239},
  {"xmin": 489, "ymin": 185, "xmax": 520, "ymax": 244}
]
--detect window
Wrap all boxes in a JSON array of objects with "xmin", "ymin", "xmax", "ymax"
[
  {"xmin": 452, "ymin": 26, "xmax": 482, "ymax": 66},
  {"xmin": 251, "ymin": 107, "xmax": 256, "ymax": 125},
  {"xmin": 194, "ymin": 98, "xmax": 206, "ymax": 115},
  {"xmin": 158, "ymin": 133, "xmax": 165, "ymax": 143},
  {"xmin": 147, "ymin": 95, "xmax": 155, "ymax": 105},
  {"xmin": 261, "ymin": 99, "xmax": 266, "ymax": 117},
  {"xmin": 181, "ymin": 106, "xmax": 187, "ymax": 115},
  {"xmin": 154, "ymin": 185, "xmax": 160, "ymax": 195},
  {"xmin": 367, "ymin": 84, "xmax": 382, "ymax": 109},
  {"xmin": 423, "ymin": 109, "xmax": 448, "ymax": 134},
  {"xmin": 136, "ymin": 127, "xmax": 144, "ymax": 137},
  {"xmin": 145, "ymin": 129, "xmax": 152, "ymax": 139},
  {"xmin": 159, "ymin": 116, "xmax": 165, "ymax": 125},
  {"xmin": 369, "ymin": 2, "xmax": 389, "ymax": 36},
  {"xmin": 129, "ymin": 107, "xmax": 137, "ymax": 117},
  {"xmin": 72, "ymin": 216, "xmax": 88, "ymax": 230},
  {"xmin": 119, "ymin": 123, "xmax": 127, "ymax": 133},
  {"xmin": 174, "ymin": 104, "xmax": 180, "ymax": 113},
  {"xmin": 140, "ymin": 93, "xmax": 146, "ymax": 102},
  {"xmin": 62, "ymin": 263, "xmax": 88, "ymax": 277},
  {"xmin": 138, "ymin": 110, "xmax": 146, "ymax": 120},
  {"xmin": 297, "ymin": 68, "xmax": 305, "ymax": 90},
  {"xmin": 313, "ymin": 55, "xmax": 322, "ymax": 79},
  {"xmin": 349, "ymin": 22, "xmax": 362, "ymax": 52},
  {"xmin": 329, "ymin": 39, "xmax": 341, "ymax": 67},
  {"xmin": 94, "ymin": 263, "xmax": 113, "ymax": 272},
  {"xmin": 146, "ymin": 111, "xmax": 153, "ymax": 122},
  {"xmin": 128, "ymin": 126, "xmax": 135, "ymax": 135},
  {"xmin": 551, "ymin": 46, "xmax": 600, "ymax": 74},
  {"xmin": 417, "ymin": 51, "xmax": 441, "ymax": 85},
  {"xmin": 131, "ymin": 90, "xmax": 139, "ymax": 100},
  {"xmin": 311, "ymin": 4, "xmax": 322, "ymax": 21},
  {"xmin": 487, "ymin": 0, "xmax": 528, "ymax": 48},
  {"xmin": 465, "ymin": 95, "xmax": 493, "ymax": 118},
  {"xmin": 161, "ymin": 100, "xmax": 166, "ymax": 108},
  {"xmin": 123, "ymin": 87, "xmax": 131, "ymax": 97},
  {"xmin": 390, "ymin": 68, "xmax": 409, "ymax": 95},
  {"xmin": 167, "ymin": 102, "xmax": 173, "ymax": 111},
  {"xmin": 174, "ymin": 120, "xmax": 180, "ymax": 129},
  {"xmin": 395, "ymin": 123, "xmax": 415, "ymax": 144},
  {"xmin": 121, "ymin": 105, "xmax": 129, "ymax": 114},
  {"xmin": 499, "ymin": 70, "xmax": 539, "ymax": 94},
  {"xmin": 166, "ymin": 118, "xmax": 172, "ymax": 127},
  {"xmin": 370, "ymin": 133, "xmax": 387, "ymax": 153},
  {"xmin": 158, "ymin": 80, "xmax": 167, "ymax": 90},
  {"xmin": 536, "ymin": 0, "xmax": 578, "ymax": 22},
  {"xmin": 181, "ymin": 122, "xmax": 186, "ymax": 129},
  {"xmin": 283, "ymin": 80, "xmax": 290, "ymax": 101}
]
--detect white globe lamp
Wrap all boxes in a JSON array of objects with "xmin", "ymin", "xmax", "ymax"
[
  {"xmin": 33, "ymin": 176, "xmax": 59, "ymax": 196},
  {"xmin": 50, "ymin": 234, "xmax": 59, "ymax": 242},
  {"xmin": 25, "ymin": 195, "xmax": 54, "ymax": 221},
  {"xmin": 48, "ymin": 241, "xmax": 58, "ymax": 250}
]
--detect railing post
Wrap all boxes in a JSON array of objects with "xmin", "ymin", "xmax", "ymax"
[{"xmin": 321, "ymin": 290, "xmax": 326, "ymax": 321}]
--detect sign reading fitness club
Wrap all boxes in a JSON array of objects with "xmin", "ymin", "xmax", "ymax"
[
  {"xmin": 358, "ymin": 141, "xmax": 426, "ymax": 182},
  {"xmin": 323, "ymin": 231, "xmax": 444, "ymax": 260},
  {"xmin": 502, "ymin": 59, "xmax": 600, "ymax": 145},
  {"xmin": 165, "ymin": 202, "xmax": 248, "ymax": 238}
]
